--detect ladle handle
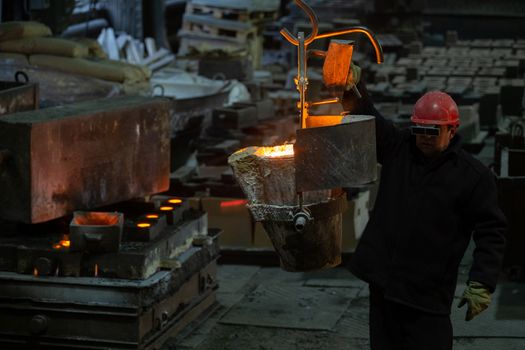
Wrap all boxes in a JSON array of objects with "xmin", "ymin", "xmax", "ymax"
[
  {"xmin": 315, "ymin": 26, "xmax": 384, "ymax": 64},
  {"xmin": 279, "ymin": 0, "xmax": 319, "ymax": 46}
]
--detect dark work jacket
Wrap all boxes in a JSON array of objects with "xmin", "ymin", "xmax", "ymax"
[{"xmin": 343, "ymin": 82, "xmax": 507, "ymax": 315}]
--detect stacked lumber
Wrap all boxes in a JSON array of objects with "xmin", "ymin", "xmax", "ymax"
[{"xmin": 178, "ymin": 0, "xmax": 279, "ymax": 68}]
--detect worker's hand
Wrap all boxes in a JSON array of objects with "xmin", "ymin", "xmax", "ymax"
[
  {"xmin": 457, "ymin": 281, "xmax": 492, "ymax": 321},
  {"xmin": 345, "ymin": 62, "xmax": 361, "ymax": 91}
]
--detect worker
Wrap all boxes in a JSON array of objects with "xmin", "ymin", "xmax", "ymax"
[{"xmin": 342, "ymin": 64, "xmax": 506, "ymax": 350}]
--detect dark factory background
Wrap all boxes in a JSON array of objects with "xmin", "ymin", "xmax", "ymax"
[{"xmin": 0, "ymin": 0, "xmax": 524, "ymax": 349}]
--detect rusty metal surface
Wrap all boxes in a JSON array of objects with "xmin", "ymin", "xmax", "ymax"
[
  {"xmin": 0, "ymin": 95, "xmax": 172, "ymax": 223},
  {"xmin": 262, "ymin": 213, "xmax": 342, "ymax": 272},
  {"xmin": 127, "ymin": 214, "xmax": 168, "ymax": 242},
  {"xmin": 7, "ymin": 210, "xmax": 209, "ymax": 280},
  {"xmin": 322, "ymin": 40, "xmax": 354, "ymax": 96},
  {"xmin": 69, "ymin": 211, "xmax": 124, "ymax": 253},
  {"xmin": 257, "ymin": 193, "xmax": 347, "ymax": 272},
  {"xmin": 0, "ymin": 80, "xmax": 39, "ymax": 116},
  {"xmin": 0, "ymin": 230, "xmax": 219, "ymax": 349},
  {"xmin": 0, "ymin": 64, "xmax": 123, "ymax": 108},
  {"xmin": 294, "ymin": 115, "xmax": 377, "ymax": 192},
  {"xmin": 248, "ymin": 192, "xmax": 347, "ymax": 222}
]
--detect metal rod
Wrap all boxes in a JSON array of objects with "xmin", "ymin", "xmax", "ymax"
[
  {"xmin": 307, "ymin": 98, "xmax": 340, "ymax": 107},
  {"xmin": 280, "ymin": 0, "xmax": 384, "ymax": 131},
  {"xmin": 295, "ymin": 0, "xmax": 318, "ymax": 45},
  {"xmin": 307, "ymin": 49, "xmax": 327, "ymax": 58},
  {"xmin": 297, "ymin": 32, "xmax": 308, "ymax": 129},
  {"xmin": 279, "ymin": 0, "xmax": 319, "ymax": 46},
  {"xmin": 351, "ymin": 85, "xmax": 362, "ymax": 98}
]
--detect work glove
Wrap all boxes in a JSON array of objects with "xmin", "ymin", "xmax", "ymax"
[
  {"xmin": 345, "ymin": 62, "xmax": 362, "ymax": 91},
  {"xmin": 457, "ymin": 281, "xmax": 492, "ymax": 321}
]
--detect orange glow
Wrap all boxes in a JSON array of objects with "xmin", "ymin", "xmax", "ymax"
[
  {"xmin": 255, "ymin": 144, "xmax": 294, "ymax": 158},
  {"xmin": 73, "ymin": 212, "xmax": 120, "ymax": 226},
  {"xmin": 160, "ymin": 206, "xmax": 174, "ymax": 211},
  {"xmin": 137, "ymin": 222, "xmax": 151, "ymax": 228},
  {"xmin": 94, "ymin": 264, "xmax": 99, "ymax": 277},
  {"xmin": 305, "ymin": 115, "xmax": 344, "ymax": 128},
  {"xmin": 33, "ymin": 268, "xmax": 38, "ymax": 277},
  {"xmin": 146, "ymin": 214, "xmax": 159, "ymax": 219},
  {"xmin": 168, "ymin": 198, "xmax": 182, "ymax": 204},
  {"xmin": 220, "ymin": 199, "xmax": 248, "ymax": 208},
  {"xmin": 54, "ymin": 234, "xmax": 69, "ymax": 249}
]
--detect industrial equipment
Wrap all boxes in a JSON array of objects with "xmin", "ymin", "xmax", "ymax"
[
  {"xmin": 0, "ymin": 96, "xmax": 219, "ymax": 349},
  {"xmin": 229, "ymin": 0, "xmax": 383, "ymax": 271}
]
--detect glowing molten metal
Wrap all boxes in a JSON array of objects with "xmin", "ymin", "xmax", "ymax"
[
  {"xmin": 255, "ymin": 144, "xmax": 294, "ymax": 158},
  {"xmin": 73, "ymin": 212, "xmax": 120, "ymax": 226},
  {"xmin": 53, "ymin": 234, "xmax": 71, "ymax": 249}
]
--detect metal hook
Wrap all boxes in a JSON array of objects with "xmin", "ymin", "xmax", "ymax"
[
  {"xmin": 511, "ymin": 122, "xmax": 524, "ymax": 138},
  {"xmin": 279, "ymin": 1, "xmax": 383, "ymax": 64},
  {"xmin": 15, "ymin": 71, "xmax": 29, "ymax": 83},
  {"xmin": 152, "ymin": 84, "xmax": 165, "ymax": 97},
  {"xmin": 212, "ymin": 72, "xmax": 226, "ymax": 82},
  {"xmin": 279, "ymin": 0, "xmax": 319, "ymax": 46}
]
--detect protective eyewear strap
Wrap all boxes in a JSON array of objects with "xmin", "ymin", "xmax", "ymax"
[{"xmin": 411, "ymin": 125, "xmax": 440, "ymax": 136}]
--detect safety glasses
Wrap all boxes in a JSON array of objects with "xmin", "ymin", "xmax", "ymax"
[{"xmin": 410, "ymin": 125, "xmax": 440, "ymax": 136}]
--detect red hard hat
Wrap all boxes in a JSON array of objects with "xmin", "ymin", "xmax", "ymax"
[{"xmin": 411, "ymin": 91, "xmax": 460, "ymax": 126}]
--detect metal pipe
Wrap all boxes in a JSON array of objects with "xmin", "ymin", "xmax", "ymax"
[
  {"xmin": 306, "ymin": 98, "xmax": 340, "ymax": 107},
  {"xmin": 279, "ymin": 28, "xmax": 299, "ymax": 46},
  {"xmin": 293, "ymin": 208, "xmax": 312, "ymax": 233},
  {"xmin": 279, "ymin": 0, "xmax": 319, "ymax": 46},
  {"xmin": 295, "ymin": 0, "xmax": 319, "ymax": 45},
  {"xmin": 315, "ymin": 26, "xmax": 384, "ymax": 64},
  {"xmin": 280, "ymin": 0, "xmax": 383, "ymax": 131},
  {"xmin": 298, "ymin": 32, "xmax": 308, "ymax": 129},
  {"xmin": 308, "ymin": 49, "xmax": 327, "ymax": 58}
]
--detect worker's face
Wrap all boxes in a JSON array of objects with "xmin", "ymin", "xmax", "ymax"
[{"xmin": 415, "ymin": 124, "xmax": 457, "ymax": 158}]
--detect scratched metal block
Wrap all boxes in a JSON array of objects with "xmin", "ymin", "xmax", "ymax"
[
  {"xmin": 294, "ymin": 115, "xmax": 377, "ymax": 192},
  {"xmin": 0, "ymin": 79, "xmax": 38, "ymax": 116},
  {"xmin": 0, "ymin": 95, "xmax": 172, "ymax": 223}
]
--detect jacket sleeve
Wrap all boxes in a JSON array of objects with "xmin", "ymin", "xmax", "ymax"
[
  {"xmin": 465, "ymin": 170, "xmax": 507, "ymax": 292},
  {"xmin": 342, "ymin": 81, "xmax": 405, "ymax": 164}
]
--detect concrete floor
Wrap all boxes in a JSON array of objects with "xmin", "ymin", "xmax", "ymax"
[{"xmin": 162, "ymin": 245, "xmax": 525, "ymax": 350}]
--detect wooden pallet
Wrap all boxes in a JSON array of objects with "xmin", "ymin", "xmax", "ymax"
[
  {"xmin": 182, "ymin": 15, "xmax": 256, "ymax": 43},
  {"xmin": 186, "ymin": 2, "xmax": 278, "ymax": 23},
  {"xmin": 178, "ymin": 31, "xmax": 262, "ymax": 69}
]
